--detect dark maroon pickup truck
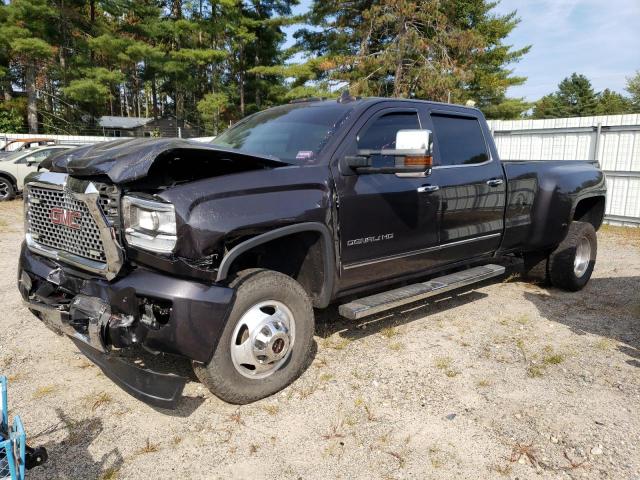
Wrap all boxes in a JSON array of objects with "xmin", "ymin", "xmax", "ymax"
[{"xmin": 19, "ymin": 97, "xmax": 606, "ymax": 407}]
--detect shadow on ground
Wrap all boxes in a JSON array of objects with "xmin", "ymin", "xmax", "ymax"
[
  {"xmin": 29, "ymin": 408, "xmax": 123, "ymax": 480},
  {"xmin": 524, "ymin": 276, "xmax": 640, "ymax": 368}
]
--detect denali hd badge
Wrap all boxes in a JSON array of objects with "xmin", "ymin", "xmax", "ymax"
[
  {"xmin": 347, "ymin": 233, "xmax": 394, "ymax": 246},
  {"xmin": 49, "ymin": 207, "xmax": 82, "ymax": 230}
]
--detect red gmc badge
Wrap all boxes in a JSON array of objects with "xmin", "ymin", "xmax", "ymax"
[{"xmin": 49, "ymin": 207, "xmax": 82, "ymax": 230}]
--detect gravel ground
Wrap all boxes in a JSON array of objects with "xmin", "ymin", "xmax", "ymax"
[{"xmin": 1, "ymin": 198, "xmax": 639, "ymax": 480}]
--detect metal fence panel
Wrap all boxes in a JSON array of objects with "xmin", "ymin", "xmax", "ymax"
[{"xmin": 488, "ymin": 114, "xmax": 640, "ymax": 226}]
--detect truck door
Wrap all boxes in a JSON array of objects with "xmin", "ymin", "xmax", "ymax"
[
  {"xmin": 426, "ymin": 110, "xmax": 506, "ymax": 262},
  {"xmin": 331, "ymin": 105, "xmax": 442, "ymax": 291}
]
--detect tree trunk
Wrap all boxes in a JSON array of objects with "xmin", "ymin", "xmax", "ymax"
[
  {"xmin": 25, "ymin": 65, "xmax": 38, "ymax": 133},
  {"xmin": 151, "ymin": 76, "xmax": 158, "ymax": 119},
  {"xmin": 172, "ymin": 0, "xmax": 182, "ymax": 19},
  {"xmin": 393, "ymin": 18, "xmax": 406, "ymax": 98}
]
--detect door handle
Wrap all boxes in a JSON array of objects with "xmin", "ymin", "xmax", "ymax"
[
  {"xmin": 417, "ymin": 185, "xmax": 439, "ymax": 193},
  {"xmin": 486, "ymin": 178, "xmax": 504, "ymax": 187}
]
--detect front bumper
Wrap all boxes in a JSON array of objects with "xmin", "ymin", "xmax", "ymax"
[{"xmin": 18, "ymin": 243, "xmax": 235, "ymax": 408}]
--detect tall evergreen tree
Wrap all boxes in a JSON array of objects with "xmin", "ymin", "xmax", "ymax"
[{"xmin": 293, "ymin": 0, "xmax": 530, "ymax": 118}]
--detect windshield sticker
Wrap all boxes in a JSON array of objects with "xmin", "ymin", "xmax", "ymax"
[{"xmin": 296, "ymin": 151, "xmax": 315, "ymax": 160}]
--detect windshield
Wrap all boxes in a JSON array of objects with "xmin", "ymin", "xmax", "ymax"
[
  {"xmin": 212, "ymin": 103, "xmax": 354, "ymax": 164},
  {"xmin": 0, "ymin": 151, "xmax": 25, "ymax": 162}
]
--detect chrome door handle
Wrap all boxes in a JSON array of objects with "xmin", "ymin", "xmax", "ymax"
[
  {"xmin": 417, "ymin": 185, "xmax": 440, "ymax": 193},
  {"xmin": 486, "ymin": 178, "xmax": 504, "ymax": 187}
]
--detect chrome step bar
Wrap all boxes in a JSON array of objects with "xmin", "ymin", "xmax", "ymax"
[{"xmin": 338, "ymin": 264, "xmax": 505, "ymax": 320}]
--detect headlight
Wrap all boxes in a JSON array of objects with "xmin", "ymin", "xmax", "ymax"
[{"xmin": 122, "ymin": 195, "xmax": 177, "ymax": 253}]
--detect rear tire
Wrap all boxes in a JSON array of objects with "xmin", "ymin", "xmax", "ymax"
[
  {"xmin": 548, "ymin": 221, "xmax": 597, "ymax": 291},
  {"xmin": 193, "ymin": 269, "xmax": 315, "ymax": 404},
  {"xmin": 0, "ymin": 178, "xmax": 15, "ymax": 201}
]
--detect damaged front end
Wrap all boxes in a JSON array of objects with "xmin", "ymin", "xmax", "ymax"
[
  {"xmin": 19, "ymin": 166, "xmax": 238, "ymax": 408},
  {"xmin": 19, "ymin": 244, "xmax": 235, "ymax": 408}
]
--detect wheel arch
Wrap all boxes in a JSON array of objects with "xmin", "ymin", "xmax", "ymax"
[
  {"xmin": 216, "ymin": 222, "xmax": 336, "ymax": 308},
  {"xmin": 0, "ymin": 171, "xmax": 18, "ymax": 190},
  {"xmin": 572, "ymin": 195, "xmax": 606, "ymax": 231}
]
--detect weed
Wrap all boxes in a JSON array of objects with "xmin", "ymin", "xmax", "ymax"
[
  {"xmin": 249, "ymin": 444, "xmax": 259, "ymax": 455},
  {"xmin": 377, "ymin": 431, "xmax": 391, "ymax": 445},
  {"xmin": 344, "ymin": 416, "xmax": 358, "ymax": 427},
  {"xmin": 381, "ymin": 326, "xmax": 398, "ymax": 338},
  {"xmin": 428, "ymin": 446, "xmax": 446, "ymax": 468},
  {"xmin": 509, "ymin": 442, "xmax": 539, "ymax": 466},
  {"xmin": 541, "ymin": 346, "xmax": 565, "ymax": 365},
  {"xmin": 527, "ymin": 364, "xmax": 544, "ymax": 378},
  {"xmin": 389, "ymin": 342, "xmax": 403, "ymax": 351},
  {"xmin": 385, "ymin": 450, "xmax": 406, "ymax": 468},
  {"xmin": 298, "ymin": 384, "xmax": 317, "ymax": 399},
  {"xmin": 135, "ymin": 438, "xmax": 160, "ymax": 455},
  {"xmin": 491, "ymin": 463, "xmax": 513, "ymax": 476},
  {"xmin": 477, "ymin": 379, "xmax": 491, "ymax": 387},
  {"xmin": 543, "ymin": 353, "xmax": 565, "ymax": 365},
  {"xmin": 435, "ymin": 356, "xmax": 452, "ymax": 370},
  {"xmin": 600, "ymin": 224, "xmax": 640, "ymax": 246},
  {"xmin": 228, "ymin": 410, "xmax": 245, "ymax": 426},
  {"xmin": 321, "ymin": 336, "xmax": 351, "ymax": 350},
  {"xmin": 99, "ymin": 467, "xmax": 120, "ymax": 480},
  {"xmin": 262, "ymin": 404, "xmax": 279, "ymax": 415},
  {"xmin": 594, "ymin": 338, "xmax": 615, "ymax": 350},
  {"xmin": 435, "ymin": 356, "xmax": 459, "ymax": 377},
  {"xmin": 321, "ymin": 421, "xmax": 345, "ymax": 440},
  {"xmin": 89, "ymin": 392, "xmax": 112, "ymax": 411},
  {"xmin": 171, "ymin": 436, "xmax": 182, "ymax": 446},
  {"xmin": 319, "ymin": 373, "xmax": 334, "ymax": 382},
  {"xmin": 33, "ymin": 385, "xmax": 57, "ymax": 399}
]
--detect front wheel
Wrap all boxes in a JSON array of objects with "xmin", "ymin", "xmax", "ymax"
[
  {"xmin": 548, "ymin": 221, "xmax": 597, "ymax": 291},
  {"xmin": 0, "ymin": 177, "xmax": 15, "ymax": 201},
  {"xmin": 193, "ymin": 269, "xmax": 315, "ymax": 404}
]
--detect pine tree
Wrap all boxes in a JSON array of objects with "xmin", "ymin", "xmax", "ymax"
[
  {"xmin": 626, "ymin": 71, "xmax": 640, "ymax": 112},
  {"xmin": 293, "ymin": 0, "xmax": 529, "ymax": 117},
  {"xmin": 595, "ymin": 89, "xmax": 634, "ymax": 115}
]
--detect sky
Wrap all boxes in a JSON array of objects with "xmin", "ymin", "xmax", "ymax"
[{"xmin": 283, "ymin": 0, "xmax": 640, "ymax": 101}]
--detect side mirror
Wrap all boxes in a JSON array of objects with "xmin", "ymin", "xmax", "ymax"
[
  {"xmin": 341, "ymin": 129, "xmax": 433, "ymax": 176},
  {"xmin": 25, "ymin": 156, "xmax": 37, "ymax": 166}
]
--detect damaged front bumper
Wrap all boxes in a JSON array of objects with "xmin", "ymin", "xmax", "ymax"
[{"xmin": 18, "ymin": 244, "xmax": 235, "ymax": 409}]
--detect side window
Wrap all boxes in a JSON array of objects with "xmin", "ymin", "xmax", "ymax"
[
  {"xmin": 32, "ymin": 149, "xmax": 54, "ymax": 161},
  {"xmin": 357, "ymin": 112, "xmax": 420, "ymax": 167},
  {"xmin": 431, "ymin": 114, "xmax": 488, "ymax": 166}
]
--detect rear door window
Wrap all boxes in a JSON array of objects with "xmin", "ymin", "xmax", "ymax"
[{"xmin": 431, "ymin": 114, "xmax": 488, "ymax": 166}]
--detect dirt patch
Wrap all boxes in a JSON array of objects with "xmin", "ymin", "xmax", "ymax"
[{"xmin": 1, "ymin": 198, "xmax": 639, "ymax": 479}]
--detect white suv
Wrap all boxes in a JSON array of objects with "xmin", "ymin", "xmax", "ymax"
[{"xmin": 0, "ymin": 146, "xmax": 73, "ymax": 201}]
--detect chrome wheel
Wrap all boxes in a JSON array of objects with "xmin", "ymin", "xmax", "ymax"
[
  {"xmin": 574, "ymin": 236, "xmax": 591, "ymax": 278},
  {"xmin": 230, "ymin": 300, "xmax": 295, "ymax": 379},
  {"xmin": 0, "ymin": 181, "xmax": 9, "ymax": 200}
]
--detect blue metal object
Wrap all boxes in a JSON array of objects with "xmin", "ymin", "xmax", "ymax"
[{"xmin": 1, "ymin": 376, "xmax": 27, "ymax": 480}]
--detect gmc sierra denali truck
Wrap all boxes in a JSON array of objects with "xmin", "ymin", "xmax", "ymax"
[{"xmin": 18, "ymin": 97, "xmax": 606, "ymax": 408}]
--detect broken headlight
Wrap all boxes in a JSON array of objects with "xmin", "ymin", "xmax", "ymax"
[{"xmin": 122, "ymin": 195, "xmax": 177, "ymax": 253}]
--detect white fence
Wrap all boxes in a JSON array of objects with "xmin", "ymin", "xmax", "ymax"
[
  {"xmin": 488, "ymin": 114, "xmax": 640, "ymax": 226},
  {"xmin": 3, "ymin": 113, "xmax": 640, "ymax": 225}
]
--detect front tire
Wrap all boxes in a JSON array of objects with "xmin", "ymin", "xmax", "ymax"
[
  {"xmin": 193, "ymin": 269, "xmax": 315, "ymax": 404},
  {"xmin": 0, "ymin": 178, "xmax": 15, "ymax": 201},
  {"xmin": 548, "ymin": 221, "xmax": 597, "ymax": 291}
]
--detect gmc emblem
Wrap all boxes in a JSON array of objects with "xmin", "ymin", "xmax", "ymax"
[{"xmin": 49, "ymin": 207, "xmax": 82, "ymax": 230}]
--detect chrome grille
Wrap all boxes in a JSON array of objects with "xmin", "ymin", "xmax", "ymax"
[{"xmin": 26, "ymin": 186, "xmax": 106, "ymax": 262}]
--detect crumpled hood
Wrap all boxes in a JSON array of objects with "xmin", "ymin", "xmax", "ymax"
[{"xmin": 50, "ymin": 138, "xmax": 287, "ymax": 184}]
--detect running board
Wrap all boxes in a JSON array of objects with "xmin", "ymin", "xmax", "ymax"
[{"xmin": 338, "ymin": 264, "xmax": 505, "ymax": 320}]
